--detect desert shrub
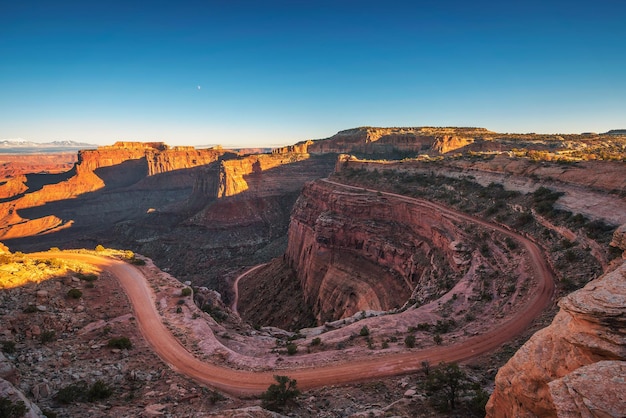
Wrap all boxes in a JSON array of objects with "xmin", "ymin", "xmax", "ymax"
[
  {"xmin": 261, "ymin": 375, "xmax": 300, "ymax": 412},
  {"xmin": 1, "ymin": 340, "xmax": 16, "ymax": 354},
  {"xmin": 310, "ymin": 337, "xmax": 321, "ymax": 346},
  {"xmin": 95, "ymin": 245, "xmax": 105, "ymax": 252},
  {"xmin": 67, "ymin": 288, "xmax": 82, "ymax": 299},
  {"xmin": 423, "ymin": 362, "xmax": 468, "ymax": 411},
  {"xmin": 208, "ymin": 389, "xmax": 225, "ymax": 404},
  {"xmin": 129, "ymin": 257, "xmax": 146, "ymax": 265},
  {"xmin": 40, "ymin": 330, "xmax": 56, "ymax": 344},
  {"xmin": 0, "ymin": 396, "xmax": 27, "ymax": 417},
  {"xmin": 181, "ymin": 287, "xmax": 192, "ymax": 297},
  {"xmin": 23, "ymin": 305, "xmax": 37, "ymax": 314},
  {"xmin": 515, "ymin": 212, "xmax": 533, "ymax": 226},
  {"xmin": 404, "ymin": 335, "xmax": 416, "ymax": 348},
  {"xmin": 202, "ymin": 304, "xmax": 228, "ymax": 322},
  {"xmin": 107, "ymin": 336, "xmax": 132, "ymax": 349},
  {"xmin": 416, "ymin": 322, "xmax": 431, "ymax": 331},
  {"xmin": 433, "ymin": 334, "xmax": 443, "ymax": 345},
  {"xmin": 286, "ymin": 343, "xmax": 297, "ymax": 355},
  {"xmin": 40, "ymin": 409, "xmax": 58, "ymax": 418},
  {"xmin": 56, "ymin": 382, "xmax": 87, "ymax": 404},
  {"xmin": 434, "ymin": 319, "xmax": 456, "ymax": 334},
  {"xmin": 87, "ymin": 380, "xmax": 112, "ymax": 401},
  {"xmin": 504, "ymin": 237, "xmax": 518, "ymax": 250},
  {"xmin": 77, "ymin": 273, "xmax": 98, "ymax": 282},
  {"xmin": 55, "ymin": 380, "xmax": 112, "ymax": 404},
  {"xmin": 359, "ymin": 326, "xmax": 370, "ymax": 337}
]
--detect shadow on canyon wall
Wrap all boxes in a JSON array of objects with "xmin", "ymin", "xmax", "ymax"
[{"xmin": 4, "ymin": 154, "xmax": 337, "ymax": 302}]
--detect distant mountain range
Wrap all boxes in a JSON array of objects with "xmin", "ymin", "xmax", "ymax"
[{"xmin": 0, "ymin": 139, "xmax": 97, "ymax": 153}]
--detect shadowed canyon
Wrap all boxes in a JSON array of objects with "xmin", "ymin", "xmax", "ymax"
[{"xmin": 1, "ymin": 127, "xmax": 625, "ymax": 417}]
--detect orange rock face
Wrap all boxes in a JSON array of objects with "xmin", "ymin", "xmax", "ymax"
[
  {"xmin": 284, "ymin": 180, "xmax": 471, "ymax": 324},
  {"xmin": 0, "ymin": 144, "xmax": 233, "ymax": 240},
  {"xmin": 486, "ymin": 230, "xmax": 626, "ymax": 417},
  {"xmin": 295, "ymin": 127, "xmax": 481, "ymax": 155}
]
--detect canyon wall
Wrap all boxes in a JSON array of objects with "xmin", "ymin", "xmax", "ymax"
[
  {"xmin": 115, "ymin": 152, "xmax": 337, "ymax": 297},
  {"xmin": 486, "ymin": 227, "xmax": 626, "ymax": 417},
  {"xmin": 292, "ymin": 127, "xmax": 484, "ymax": 156},
  {"xmin": 0, "ymin": 143, "xmax": 233, "ymax": 241},
  {"xmin": 283, "ymin": 180, "xmax": 467, "ymax": 324}
]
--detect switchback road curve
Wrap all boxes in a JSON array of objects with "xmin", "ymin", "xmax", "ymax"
[{"xmin": 35, "ymin": 180, "xmax": 555, "ymax": 396}]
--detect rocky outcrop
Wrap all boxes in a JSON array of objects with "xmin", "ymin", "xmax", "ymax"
[
  {"xmin": 486, "ymin": 229, "xmax": 626, "ymax": 417},
  {"xmin": 295, "ymin": 127, "xmax": 484, "ymax": 156},
  {"xmin": 114, "ymin": 153, "xmax": 337, "ymax": 297},
  {"xmin": 610, "ymin": 224, "xmax": 626, "ymax": 253},
  {"xmin": 0, "ymin": 143, "xmax": 235, "ymax": 241},
  {"xmin": 283, "ymin": 180, "xmax": 468, "ymax": 324},
  {"xmin": 0, "ymin": 378, "xmax": 42, "ymax": 418}
]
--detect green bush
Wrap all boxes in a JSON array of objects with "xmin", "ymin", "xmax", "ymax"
[
  {"xmin": 261, "ymin": 375, "xmax": 300, "ymax": 412},
  {"xmin": 359, "ymin": 326, "xmax": 370, "ymax": 337},
  {"xmin": 1, "ymin": 341, "xmax": 16, "ymax": 354},
  {"xmin": 129, "ymin": 257, "xmax": 146, "ymax": 265},
  {"xmin": 181, "ymin": 287, "xmax": 192, "ymax": 297},
  {"xmin": 404, "ymin": 335, "xmax": 416, "ymax": 348},
  {"xmin": 286, "ymin": 343, "xmax": 297, "ymax": 355},
  {"xmin": 87, "ymin": 380, "xmax": 112, "ymax": 401},
  {"xmin": 423, "ymin": 362, "xmax": 468, "ymax": 411},
  {"xmin": 23, "ymin": 305, "xmax": 37, "ymax": 314},
  {"xmin": 67, "ymin": 288, "xmax": 82, "ymax": 299},
  {"xmin": 55, "ymin": 380, "xmax": 112, "ymax": 404},
  {"xmin": 0, "ymin": 396, "xmax": 27, "ymax": 418},
  {"xmin": 107, "ymin": 336, "xmax": 132, "ymax": 350},
  {"xmin": 310, "ymin": 337, "xmax": 321, "ymax": 346},
  {"xmin": 40, "ymin": 330, "xmax": 56, "ymax": 344},
  {"xmin": 55, "ymin": 382, "xmax": 87, "ymax": 404},
  {"xmin": 77, "ymin": 273, "xmax": 98, "ymax": 282}
]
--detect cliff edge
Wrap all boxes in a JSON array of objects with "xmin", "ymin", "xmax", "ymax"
[{"xmin": 486, "ymin": 226, "xmax": 626, "ymax": 417}]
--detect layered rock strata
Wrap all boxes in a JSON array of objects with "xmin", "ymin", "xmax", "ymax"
[
  {"xmin": 283, "ymin": 180, "xmax": 468, "ymax": 324},
  {"xmin": 293, "ymin": 127, "xmax": 483, "ymax": 155},
  {"xmin": 0, "ymin": 143, "xmax": 233, "ymax": 241},
  {"xmin": 486, "ymin": 227, "xmax": 626, "ymax": 417}
]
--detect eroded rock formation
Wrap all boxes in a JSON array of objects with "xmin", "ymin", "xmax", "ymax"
[
  {"xmin": 486, "ymin": 227, "xmax": 626, "ymax": 417},
  {"xmin": 0, "ymin": 143, "xmax": 233, "ymax": 241},
  {"xmin": 282, "ymin": 180, "xmax": 468, "ymax": 324},
  {"xmin": 292, "ymin": 127, "xmax": 484, "ymax": 156}
]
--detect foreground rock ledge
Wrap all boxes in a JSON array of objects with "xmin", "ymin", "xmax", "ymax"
[{"xmin": 486, "ymin": 256, "xmax": 626, "ymax": 417}]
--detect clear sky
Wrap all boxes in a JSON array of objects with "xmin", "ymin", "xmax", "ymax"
[{"xmin": 1, "ymin": 0, "xmax": 625, "ymax": 147}]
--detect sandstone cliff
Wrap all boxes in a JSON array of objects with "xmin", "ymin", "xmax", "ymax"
[
  {"xmin": 486, "ymin": 227, "xmax": 626, "ymax": 417},
  {"xmin": 116, "ymin": 152, "xmax": 337, "ymax": 297},
  {"xmin": 0, "ymin": 143, "xmax": 234, "ymax": 241},
  {"xmin": 295, "ymin": 127, "xmax": 483, "ymax": 156},
  {"xmin": 283, "ymin": 180, "xmax": 469, "ymax": 324}
]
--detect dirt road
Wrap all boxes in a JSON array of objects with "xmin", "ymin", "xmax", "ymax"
[
  {"xmin": 231, "ymin": 263, "xmax": 267, "ymax": 315},
  {"xmin": 39, "ymin": 181, "xmax": 555, "ymax": 396}
]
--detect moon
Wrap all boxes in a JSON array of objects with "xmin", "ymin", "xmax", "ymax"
[{"xmin": 197, "ymin": 85, "xmax": 201, "ymax": 90}]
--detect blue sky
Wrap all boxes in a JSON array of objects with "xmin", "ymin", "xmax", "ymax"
[{"xmin": 1, "ymin": 0, "xmax": 625, "ymax": 147}]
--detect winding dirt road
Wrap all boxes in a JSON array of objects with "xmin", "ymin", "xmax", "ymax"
[
  {"xmin": 37, "ymin": 180, "xmax": 555, "ymax": 397},
  {"xmin": 231, "ymin": 264, "xmax": 267, "ymax": 315}
]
